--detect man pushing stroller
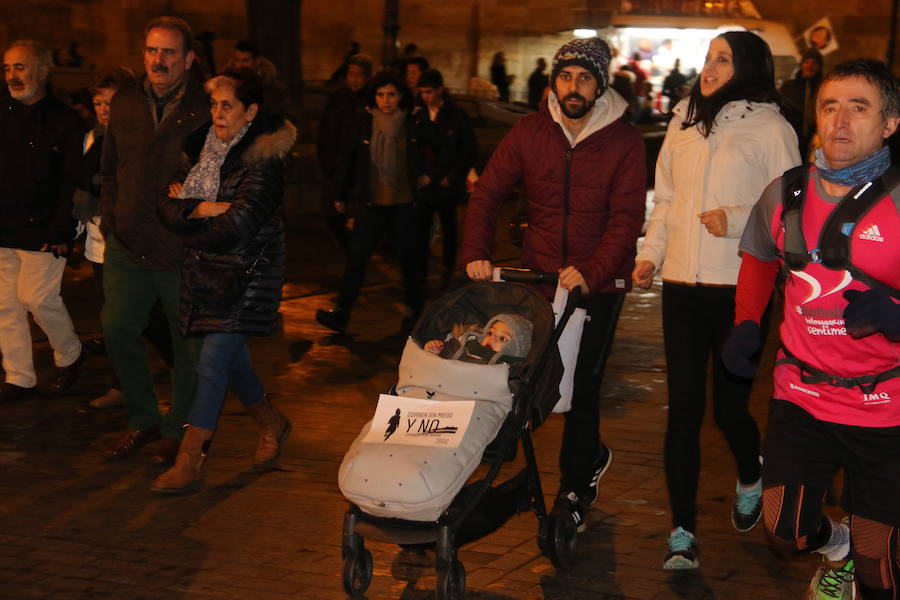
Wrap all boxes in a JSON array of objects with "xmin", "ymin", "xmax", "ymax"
[{"xmin": 460, "ymin": 37, "xmax": 646, "ymax": 532}]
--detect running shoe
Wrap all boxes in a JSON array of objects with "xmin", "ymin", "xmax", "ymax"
[
  {"xmin": 555, "ymin": 444, "xmax": 613, "ymax": 533},
  {"xmin": 551, "ymin": 490, "xmax": 586, "ymax": 532},
  {"xmin": 808, "ymin": 558, "xmax": 856, "ymax": 599},
  {"xmin": 663, "ymin": 527, "xmax": 699, "ymax": 570},
  {"xmin": 731, "ymin": 478, "xmax": 763, "ymax": 532},
  {"xmin": 582, "ymin": 443, "xmax": 613, "ymax": 508}
]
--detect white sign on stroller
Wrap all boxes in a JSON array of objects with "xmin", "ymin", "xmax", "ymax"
[{"xmin": 362, "ymin": 394, "xmax": 475, "ymax": 448}]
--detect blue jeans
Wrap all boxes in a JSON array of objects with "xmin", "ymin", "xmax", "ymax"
[{"xmin": 189, "ymin": 332, "xmax": 265, "ymax": 431}]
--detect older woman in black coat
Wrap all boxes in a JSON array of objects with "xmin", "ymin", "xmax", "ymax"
[{"xmin": 152, "ymin": 70, "xmax": 296, "ymax": 494}]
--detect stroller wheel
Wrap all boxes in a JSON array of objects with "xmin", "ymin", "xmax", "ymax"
[
  {"xmin": 436, "ymin": 560, "xmax": 466, "ymax": 600},
  {"xmin": 342, "ymin": 547, "xmax": 373, "ymax": 597},
  {"xmin": 547, "ymin": 511, "xmax": 578, "ymax": 570}
]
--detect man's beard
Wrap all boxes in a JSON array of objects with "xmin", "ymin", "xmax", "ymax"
[
  {"xmin": 560, "ymin": 93, "xmax": 596, "ymax": 119},
  {"xmin": 8, "ymin": 78, "xmax": 38, "ymax": 102}
]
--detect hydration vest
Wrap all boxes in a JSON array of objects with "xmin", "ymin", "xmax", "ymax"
[
  {"xmin": 780, "ymin": 164, "xmax": 900, "ymax": 299},
  {"xmin": 776, "ymin": 164, "xmax": 900, "ymax": 393}
]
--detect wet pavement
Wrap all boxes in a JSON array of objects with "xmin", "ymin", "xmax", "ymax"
[{"xmin": 0, "ymin": 181, "xmax": 826, "ymax": 599}]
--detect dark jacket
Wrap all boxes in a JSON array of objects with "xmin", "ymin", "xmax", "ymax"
[
  {"xmin": 461, "ymin": 102, "xmax": 646, "ymax": 296},
  {"xmin": 662, "ymin": 68, "xmax": 688, "ymax": 109},
  {"xmin": 158, "ymin": 115, "xmax": 296, "ymax": 337},
  {"xmin": 333, "ymin": 106, "xmax": 425, "ymax": 208},
  {"xmin": 490, "ymin": 64, "xmax": 511, "ymax": 102},
  {"xmin": 82, "ymin": 131, "xmax": 104, "ymax": 197},
  {"xmin": 418, "ymin": 97, "xmax": 476, "ymax": 199},
  {"xmin": 317, "ymin": 86, "xmax": 365, "ymax": 205},
  {"xmin": 779, "ymin": 74, "xmax": 821, "ymax": 156},
  {"xmin": 527, "ymin": 69, "xmax": 549, "ymax": 109},
  {"xmin": 0, "ymin": 94, "xmax": 84, "ymax": 249},
  {"xmin": 100, "ymin": 75, "xmax": 210, "ymax": 269},
  {"xmin": 72, "ymin": 129, "xmax": 103, "ymax": 224},
  {"xmin": 317, "ymin": 86, "xmax": 365, "ymax": 180}
]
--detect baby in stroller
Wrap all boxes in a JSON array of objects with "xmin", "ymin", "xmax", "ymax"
[
  {"xmin": 340, "ymin": 278, "xmax": 586, "ymax": 598},
  {"xmin": 424, "ymin": 313, "xmax": 533, "ymax": 365}
]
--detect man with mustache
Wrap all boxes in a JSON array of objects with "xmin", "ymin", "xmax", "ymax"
[
  {"xmin": 461, "ymin": 38, "xmax": 646, "ymax": 531},
  {"xmin": 100, "ymin": 17, "xmax": 209, "ymax": 466},
  {"xmin": 0, "ymin": 40, "xmax": 85, "ymax": 401}
]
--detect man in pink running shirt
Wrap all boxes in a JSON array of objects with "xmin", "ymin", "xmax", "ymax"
[{"xmin": 724, "ymin": 59, "xmax": 900, "ymax": 600}]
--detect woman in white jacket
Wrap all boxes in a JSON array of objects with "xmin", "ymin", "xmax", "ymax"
[{"xmin": 632, "ymin": 31, "xmax": 800, "ymax": 570}]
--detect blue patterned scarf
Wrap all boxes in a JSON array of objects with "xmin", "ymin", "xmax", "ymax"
[{"xmin": 815, "ymin": 145, "xmax": 891, "ymax": 187}]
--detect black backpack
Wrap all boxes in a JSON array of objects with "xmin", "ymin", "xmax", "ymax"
[{"xmin": 780, "ymin": 164, "xmax": 900, "ymax": 300}]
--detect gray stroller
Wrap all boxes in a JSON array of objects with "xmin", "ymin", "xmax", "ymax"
[{"xmin": 339, "ymin": 269, "xmax": 585, "ymax": 599}]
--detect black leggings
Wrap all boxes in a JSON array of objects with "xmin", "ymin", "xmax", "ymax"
[
  {"xmin": 662, "ymin": 282, "xmax": 761, "ymax": 533},
  {"xmin": 764, "ymin": 485, "xmax": 900, "ymax": 599}
]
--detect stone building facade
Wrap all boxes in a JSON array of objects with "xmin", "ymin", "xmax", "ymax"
[{"xmin": 0, "ymin": 0, "xmax": 896, "ymax": 101}]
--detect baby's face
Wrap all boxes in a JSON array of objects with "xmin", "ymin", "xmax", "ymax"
[{"xmin": 481, "ymin": 321, "xmax": 514, "ymax": 352}]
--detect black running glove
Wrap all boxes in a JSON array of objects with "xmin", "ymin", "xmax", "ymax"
[
  {"xmin": 722, "ymin": 320, "xmax": 761, "ymax": 379},
  {"xmin": 843, "ymin": 289, "xmax": 900, "ymax": 342}
]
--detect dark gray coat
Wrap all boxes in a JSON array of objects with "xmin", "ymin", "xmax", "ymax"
[
  {"xmin": 100, "ymin": 75, "xmax": 209, "ymax": 269},
  {"xmin": 158, "ymin": 116, "xmax": 296, "ymax": 336}
]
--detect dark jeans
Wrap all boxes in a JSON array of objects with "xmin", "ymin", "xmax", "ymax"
[
  {"xmin": 337, "ymin": 202, "xmax": 424, "ymax": 313},
  {"xmin": 662, "ymin": 282, "xmax": 762, "ymax": 533},
  {"xmin": 416, "ymin": 184, "xmax": 458, "ymax": 272},
  {"xmin": 320, "ymin": 177, "xmax": 349, "ymax": 251},
  {"xmin": 101, "ymin": 236, "xmax": 201, "ymax": 439},
  {"xmin": 189, "ymin": 333, "xmax": 265, "ymax": 431},
  {"xmin": 558, "ymin": 292, "xmax": 625, "ymax": 495}
]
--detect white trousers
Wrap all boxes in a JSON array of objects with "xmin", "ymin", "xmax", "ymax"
[{"xmin": 0, "ymin": 248, "xmax": 82, "ymax": 387}]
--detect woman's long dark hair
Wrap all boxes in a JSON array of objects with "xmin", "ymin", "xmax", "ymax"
[{"xmin": 683, "ymin": 31, "xmax": 780, "ymax": 137}]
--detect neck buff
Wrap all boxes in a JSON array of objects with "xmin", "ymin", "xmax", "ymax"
[{"xmin": 815, "ymin": 145, "xmax": 891, "ymax": 186}]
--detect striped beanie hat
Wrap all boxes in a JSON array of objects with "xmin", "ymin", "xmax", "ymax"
[{"xmin": 551, "ymin": 38, "xmax": 611, "ymax": 90}]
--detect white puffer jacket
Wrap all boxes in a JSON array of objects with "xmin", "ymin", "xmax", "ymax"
[{"xmin": 637, "ymin": 99, "xmax": 800, "ymax": 285}]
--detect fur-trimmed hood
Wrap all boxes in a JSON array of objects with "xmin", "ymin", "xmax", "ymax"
[
  {"xmin": 182, "ymin": 114, "xmax": 297, "ymax": 172},
  {"xmin": 242, "ymin": 119, "xmax": 297, "ymax": 164}
]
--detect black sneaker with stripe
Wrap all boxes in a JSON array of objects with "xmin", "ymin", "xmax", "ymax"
[
  {"xmin": 554, "ymin": 444, "xmax": 613, "ymax": 533},
  {"xmin": 582, "ymin": 444, "xmax": 613, "ymax": 508}
]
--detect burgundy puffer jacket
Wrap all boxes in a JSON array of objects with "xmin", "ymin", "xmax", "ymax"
[{"xmin": 461, "ymin": 104, "xmax": 646, "ymax": 297}]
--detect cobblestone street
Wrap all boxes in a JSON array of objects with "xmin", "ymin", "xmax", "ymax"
[{"xmin": 0, "ymin": 187, "xmax": 821, "ymax": 599}]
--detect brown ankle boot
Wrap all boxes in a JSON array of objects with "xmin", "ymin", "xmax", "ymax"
[
  {"xmin": 246, "ymin": 396, "xmax": 292, "ymax": 467},
  {"xmin": 150, "ymin": 426, "xmax": 214, "ymax": 495}
]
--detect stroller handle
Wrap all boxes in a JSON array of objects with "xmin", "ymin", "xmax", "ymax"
[
  {"xmin": 494, "ymin": 267, "xmax": 558, "ymax": 284},
  {"xmin": 494, "ymin": 267, "xmax": 583, "ymax": 306}
]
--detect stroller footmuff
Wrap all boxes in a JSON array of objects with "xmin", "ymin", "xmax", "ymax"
[
  {"xmin": 339, "ymin": 276, "xmax": 587, "ymax": 599},
  {"xmin": 339, "ymin": 342, "xmax": 513, "ymax": 522}
]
